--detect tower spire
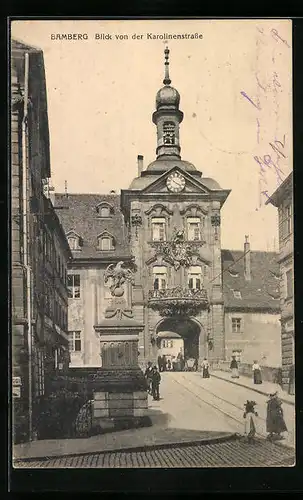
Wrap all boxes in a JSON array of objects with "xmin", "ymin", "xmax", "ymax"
[{"xmin": 163, "ymin": 46, "xmax": 171, "ymax": 85}]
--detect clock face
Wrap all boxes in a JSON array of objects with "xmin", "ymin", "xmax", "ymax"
[{"xmin": 166, "ymin": 172, "xmax": 186, "ymax": 193}]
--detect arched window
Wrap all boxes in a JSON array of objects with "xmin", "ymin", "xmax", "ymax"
[
  {"xmin": 188, "ymin": 266, "xmax": 202, "ymax": 290},
  {"xmin": 163, "ymin": 121, "xmax": 175, "ymax": 145},
  {"xmin": 96, "ymin": 203, "xmax": 114, "ymax": 218}
]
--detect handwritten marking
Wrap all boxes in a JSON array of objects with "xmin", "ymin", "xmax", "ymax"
[
  {"xmin": 271, "ymin": 29, "xmax": 290, "ymax": 48},
  {"xmin": 269, "ymin": 135, "xmax": 286, "ymax": 158},
  {"xmin": 240, "ymin": 91, "xmax": 261, "ymax": 110},
  {"xmin": 257, "ymin": 118, "xmax": 260, "ymax": 144}
]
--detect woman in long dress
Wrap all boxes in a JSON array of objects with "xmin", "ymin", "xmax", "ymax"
[
  {"xmin": 230, "ymin": 356, "xmax": 239, "ymax": 378},
  {"xmin": 201, "ymin": 358, "xmax": 210, "ymax": 378},
  {"xmin": 252, "ymin": 360, "xmax": 262, "ymax": 384},
  {"xmin": 266, "ymin": 392, "xmax": 288, "ymax": 440}
]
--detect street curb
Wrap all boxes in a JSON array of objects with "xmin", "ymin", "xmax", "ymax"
[
  {"xmin": 13, "ymin": 432, "xmax": 239, "ymax": 463},
  {"xmin": 211, "ymin": 373, "xmax": 295, "ymax": 406}
]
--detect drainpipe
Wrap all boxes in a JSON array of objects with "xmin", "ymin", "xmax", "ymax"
[{"xmin": 22, "ymin": 52, "xmax": 33, "ymax": 441}]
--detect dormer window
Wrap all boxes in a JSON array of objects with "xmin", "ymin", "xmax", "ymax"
[
  {"xmin": 96, "ymin": 202, "xmax": 114, "ymax": 218},
  {"xmin": 97, "ymin": 231, "xmax": 115, "ymax": 251},
  {"xmin": 163, "ymin": 122, "xmax": 175, "ymax": 145},
  {"xmin": 66, "ymin": 231, "xmax": 82, "ymax": 251}
]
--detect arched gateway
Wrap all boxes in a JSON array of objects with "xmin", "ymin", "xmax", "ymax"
[{"xmin": 156, "ymin": 317, "xmax": 207, "ymax": 364}]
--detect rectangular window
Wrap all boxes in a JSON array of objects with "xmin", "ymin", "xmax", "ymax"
[
  {"xmin": 280, "ymin": 203, "xmax": 293, "ymax": 240},
  {"xmin": 153, "ymin": 266, "xmax": 167, "ymax": 290},
  {"xmin": 68, "ymin": 331, "xmax": 82, "ymax": 352},
  {"xmin": 232, "ymin": 318, "xmax": 242, "ymax": 333},
  {"xmin": 187, "ymin": 217, "xmax": 201, "ymax": 241},
  {"xmin": 100, "ymin": 206, "xmax": 110, "ymax": 217},
  {"xmin": 188, "ymin": 266, "xmax": 202, "ymax": 290},
  {"xmin": 286, "ymin": 269, "xmax": 293, "ymax": 298},
  {"xmin": 100, "ymin": 237, "xmax": 111, "ymax": 250},
  {"xmin": 67, "ymin": 274, "xmax": 81, "ymax": 298},
  {"xmin": 152, "ymin": 218, "xmax": 166, "ymax": 241}
]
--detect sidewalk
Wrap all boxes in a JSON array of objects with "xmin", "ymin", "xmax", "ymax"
[
  {"xmin": 211, "ymin": 370, "xmax": 295, "ymax": 406},
  {"xmin": 13, "ymin": 426, "xmax": 236, "ymax": 462}
]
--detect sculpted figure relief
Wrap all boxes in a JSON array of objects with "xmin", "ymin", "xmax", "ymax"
[{"xmin": 104, "ymin": 259, "xmax": 136, "ymax": 296}]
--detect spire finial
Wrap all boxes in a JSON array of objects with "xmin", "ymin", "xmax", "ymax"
[{"xmin": 163, "ymin": 46, "xmax": 171, "ymax": 85}]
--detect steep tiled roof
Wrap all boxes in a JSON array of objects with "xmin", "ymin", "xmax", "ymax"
[
  {"xmin": 221, "ymin": 249, "xmax": 280, "ymax": 311},
  {"xmin": 54, "ymin": 193, "xmax": 131, "ymax": 260}
]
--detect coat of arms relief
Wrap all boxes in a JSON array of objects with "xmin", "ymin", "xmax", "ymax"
[{"xmin": 150, "ymin": 227, "xmax": 206, "ymax": 270}]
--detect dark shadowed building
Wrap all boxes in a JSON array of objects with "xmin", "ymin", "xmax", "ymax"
[{"xmin": 11, "ymin": 39, "xmax": 71, "ymax": 442}]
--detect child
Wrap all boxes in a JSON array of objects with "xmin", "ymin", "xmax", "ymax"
[{"xmin": 243, "ymin": 400, "xmax": 258, "ymax": 443}]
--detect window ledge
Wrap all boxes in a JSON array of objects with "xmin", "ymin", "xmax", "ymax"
[{"xmin": 96, "ymin": 248, "xmax": 115, "ymax": 252}]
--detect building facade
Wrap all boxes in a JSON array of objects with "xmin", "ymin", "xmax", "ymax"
[
  {"xmin": 222, "ymin": 241, "xmax": 281, "ymax": 374},
  {"xmin": 55, "ymin": 48, "xmax": 282, "ymax": 374},
  {"xmin": 11, "ymin": 39, "xmax": 71, "ymax": 443},
  {"xmin": 266, "ymin": 172, "xmax": 294, "ymax": 391}
]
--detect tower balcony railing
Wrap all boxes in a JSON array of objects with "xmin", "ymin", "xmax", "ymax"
[{"xmin": 148, "ymin": 286, "xmax": 209, "ymax": 317}]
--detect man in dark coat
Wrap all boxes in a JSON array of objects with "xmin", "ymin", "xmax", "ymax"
[
  {"xmin": 266, "ymin": 392, "xmax": 288, "ymax": 440},
  {"xmin": 151, "ymin": 366, "xmax": 161, "ymax": 401},
  {"xmin": 144, "ymin": 361, "xmax": 153, "ymax": 395}
]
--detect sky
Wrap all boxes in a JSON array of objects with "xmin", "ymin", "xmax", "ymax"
[{"xmin": 11, "ymin": 19, "xmax": 292, "ymax": 251}]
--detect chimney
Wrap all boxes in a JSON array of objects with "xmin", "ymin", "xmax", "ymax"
[
  {"xmin": 244, "ymin": 235, "xmax": 251, "ymax": 281},
  {"xmin": 64, "ymin": 180, "xmax": 68, "ymax": 198},
  {"xmin": 137, "ymin": 155, "xmax": 144, "ymax": 176}
]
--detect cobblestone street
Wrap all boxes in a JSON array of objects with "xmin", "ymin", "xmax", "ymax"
[
  {"xmin": 14, "ymin": 372, "xmax": 295, "ymax": 468},
  {"xmin": 15, "ymin": 437, "xmax": 294, "ymax": 468}
]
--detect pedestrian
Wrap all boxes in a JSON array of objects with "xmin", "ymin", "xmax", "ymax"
[
  {"xmin": 230, "ymin": 356, "xmax": 239, "ymax": 378},
  {"xmin": 144, "ymin": 361, "xmax": 153, "ymax": 395},
  {"xmin": 266, "ymin": 391, "xmax": 288, "ymax": 441},
  {"xmin": 201, "ymin": 358, "xmax": 210, "ymax": 378},
  {"xmin": 243, "ymin": 400, "xmax": 258, "ymax": 444},
  {"xmin": 252, "ymin": 360, "xmax": 262, "ymax": 385},
  {"xmin": 157, "ymin": 354, "xmax": 163, "ymax": 372},
  {"xmin": 151, "ymin": 366, "xmax": 161, "ymax": 401},
  {"xmin": 162, "ymin": 354, "xmax": 167, "ymax": 372},
  {"xmin": 167, "ymin": 358, "xmax": 172, "ymax": 371}
]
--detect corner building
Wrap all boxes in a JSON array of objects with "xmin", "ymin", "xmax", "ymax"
[{"xmin": 120, "ymin": 48, "xmax": 231, "ymax": 366}]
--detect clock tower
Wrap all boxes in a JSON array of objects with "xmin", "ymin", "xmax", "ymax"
[
  {"xmin": 152, "ymin": 47, "xmax": 184, "ymax": 160},
  {"xmin": 121, "ymin": 48, "xmax": 231, "ymax": 369}
]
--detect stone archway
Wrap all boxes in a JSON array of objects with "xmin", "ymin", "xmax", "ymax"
[{"xmin": 156, "ymin": 317, "xmax": 205, "ymax": 361}]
